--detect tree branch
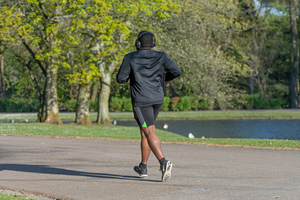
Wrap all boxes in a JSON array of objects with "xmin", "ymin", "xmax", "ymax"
[{"xmin": 21, "ymin": 39, "xmax": 47, "ymax": 76}]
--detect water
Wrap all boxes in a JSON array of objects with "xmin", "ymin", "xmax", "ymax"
[{"xmin": 116, "ymin": 119, "xmax": 300, "ymax": 140}]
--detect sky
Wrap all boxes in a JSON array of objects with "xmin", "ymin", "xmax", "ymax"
[{"xmin": 254, "ymin": 0, "xmax": 284, "ymax": 16}]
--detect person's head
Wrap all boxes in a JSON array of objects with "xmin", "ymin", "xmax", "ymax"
[{"xmin": 135, "ymin": 31, "xmax": 156, "ymax": 50}]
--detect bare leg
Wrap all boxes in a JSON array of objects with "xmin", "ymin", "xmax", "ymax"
[
  {"xmin": 140, "ymin": 129, "xmax": 151, "ymax": 164},
  {"xmin": 141, "ymin": 125, "xmax": 164, "ymax": 161}
]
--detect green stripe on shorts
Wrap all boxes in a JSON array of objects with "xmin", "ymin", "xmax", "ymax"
[{"xmin": 142, "ymin": 121, "xmax": 147, "ymax": 128}]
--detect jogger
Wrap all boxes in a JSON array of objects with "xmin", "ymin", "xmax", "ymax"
[{"xmin": 116, "ymin": 31, "xmax": 181, "ymax": 182}]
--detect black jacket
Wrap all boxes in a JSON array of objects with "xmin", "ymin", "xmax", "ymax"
[{"xmin": 116, "ymin": 49, "xmax": 181, "ymax": 107}]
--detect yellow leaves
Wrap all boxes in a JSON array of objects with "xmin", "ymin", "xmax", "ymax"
[
  {"xmin": 68, "ymin": 63, "xmax": 102, "ymax": 84},
  {"xmin": 2, "ymin": 0, "xmax": 179, "ymax": 84},
  {"xmin": 0, "ymin": 6, "xmax": 21, "ymax": 44}
]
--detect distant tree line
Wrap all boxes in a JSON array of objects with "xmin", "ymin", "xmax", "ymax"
[{"xmin": 0, "ymin": 0, "xmax": 299, "ymax": 125}]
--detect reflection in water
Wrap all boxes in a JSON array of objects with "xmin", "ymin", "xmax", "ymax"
[{"xmin": 116, "ymin": 120, "xmax": 300, "ymax": 140}]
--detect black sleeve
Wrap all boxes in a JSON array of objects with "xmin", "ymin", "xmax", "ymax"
[
  {"xmin": 116, "ymin": 55, "xmax": 131, "ymax": 83},
  {"xmin": 164, "ymin": 53, "xmax": 181, "ymax": 82}
]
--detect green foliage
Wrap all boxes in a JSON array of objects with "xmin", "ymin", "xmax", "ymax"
[
  {"xmin": 161, "ymin": 97, "xmax": 170, "ymax": 111},
  {"xmin": 169, "ymin": 96, "xmax": 213, "ymax": 111},
  {"xmin": 0, "ymin": 94, "xmax": 287, "ymax": 113},
  {"xmin": 237, "ymin": 94, "xmax": 288, "ymax": 109},
  {"xmin": 63, "ymin": 100, "xmax": 77, "ymax": 112},
  {"xmin": 0, "ymin": 98, "xmax": 39, "ymax": 112},
  {"xmin": 170, "ymin": 97, "xmax": 180, "ymax": 111},
  {"xmin": 0, "ymin": 0, "xmax": 297, "ymax": 115},
  {"xmin": 0, "ymin": 5, "xmax": 21, "ymax": 53},
  {"xmin": 89, "ymin": 99, "xmax": 98, "ymax": 112},
  {"xmin": 123, "ymin": 98, "xmax": 133, "ymax": 112},
  {"xmin": 177, "ymin": 96, "xmax": 192, "ymax": 111},
  {"xmin": 109, "ymin": 97, "xmax": 123, "ymax": 111},
  {"xmin": 151, "ymin": 0, "xmax": 252, "ymax": 110},
  {"xmin": 109, "ymin": 97, "xmax": 132, "ymax": 112}
]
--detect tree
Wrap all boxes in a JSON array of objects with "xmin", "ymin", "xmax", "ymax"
[
  {"xmin": 0, "ymin": 4, "xmax": 20, "ymax": 97},
  {"xmin": 288, "ymin": 0, "xmax": 299, "ymax": 108},
  {"xmin": 14, "ymin": 0, "xmax": 79, "ymax": 124},
  {"xmin": 65, "ymin": 0, "xmax": 180, "ymax": 125},
  {"xmin": 151, "ymin": 0, "xmax": 252, "ymax": 109}
]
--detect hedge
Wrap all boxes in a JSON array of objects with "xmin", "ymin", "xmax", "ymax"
[
  {"xmin": 0, "ymin": 98, "xmax": 40, "ymax": 112},
  {"xmin": 0, "ymin": 94, "xmax": 288, "ymax": 112}
]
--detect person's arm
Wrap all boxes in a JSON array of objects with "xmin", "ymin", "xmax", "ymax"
[
  {"xmin": 164, "ymin": 54, "xmax": 181, "ymax": 82},
  {"xmin": 116, "ymin": 55, "xmax": 131, "ymax": 83}
]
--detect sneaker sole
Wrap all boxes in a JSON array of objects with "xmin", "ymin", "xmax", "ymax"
[
  {"xmin": 133, "ymin": 168, "xmax": 148, "ymax": 177},
  {"xmin": 162, "ymin": 161, "xmax": 172, "ymax": 182}
]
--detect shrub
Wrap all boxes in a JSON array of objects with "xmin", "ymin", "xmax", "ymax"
[
  {"xmin": 0, "ymin": 98, "xmax": 40, "ymax": 112},
  {"xmin": 109, "ymin": 97, "xmax": 132, "ymax": 112},
  {"xmin": 64, "ymin": 100, "xmax": 77, "ymax": 112},
  {"xmin": 177, "ymin": 96, "xmax": 192, "ymax": 111},
  {"xmin": 123, "ymin": 97, "xmax": 133, "ymax": 111},
  {"xmin": 161, "ymin": 97, "xmax": 171, "ymax": 111},
  {"xmin": 109, "ymin": 97, "xmax": 124, "ymax": 112},
  {"xmin": 238, "ymin": 94, "xmax": 286, "ymax": 109},
  {"xmin": 190, "ymin": 96, "xmax": 200, "ymax": 110},
  {"xmin": 0, "ymin": 98, "xmax": 8, "ymax": 112},
  {"xmin": 170, "ymin": 97, "xmax": 180, "ymax": 111},
  {"xmin": 89, "ymin": 99, "xmax": 98, "ymax": 111}
]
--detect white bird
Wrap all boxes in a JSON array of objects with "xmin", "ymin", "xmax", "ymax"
[
  {"xmin": 162, "ymin": 123, "xmax": 168, "ymax": 130},
  {"xmin": 201, "ymin": 136, "xmax": 205, "ymax": 139},
  {"xmin": 24, "ymin": 119, "xmax": 28, "ymax": 123},
  {"xmin": 113, "ymin": 120, "xmax": 117, "ymax": 125},
  {"xmin": 188, "ymin": 133, "xmax": 195, "ymax": 139},
  {"xmin": 10, "ymin": 119, "xmax": 14, "ymax": 123}
]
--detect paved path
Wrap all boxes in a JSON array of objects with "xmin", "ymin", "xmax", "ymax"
[{"xmin": 0, "ymin": 135, "xmax": 299, "ymax": 200}]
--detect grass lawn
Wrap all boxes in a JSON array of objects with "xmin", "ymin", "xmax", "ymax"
[
  {"xmin": 0, "ymin": 123, "xmax": 299, "ymax": 149},
  {"xmin": 0, "ymin": 193, "xmax": 35, "ymax": 200},
  {"xmin": 1, "ymin": 110, "xmax": 300, "ymax": 121}
]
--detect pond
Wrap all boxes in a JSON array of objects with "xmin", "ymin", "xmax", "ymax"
[{"xmin": 116, "ymin": 119, "xmax": 300, "ymax": 140}]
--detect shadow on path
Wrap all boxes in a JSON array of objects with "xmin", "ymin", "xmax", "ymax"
[{"xmin": 0, "ymin": 164, "xmax": 160, "ymax": 183}]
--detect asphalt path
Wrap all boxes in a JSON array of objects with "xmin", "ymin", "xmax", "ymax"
[{"xmin": 0, "ymin": 135, "xmax": 299, "ymax": 200}]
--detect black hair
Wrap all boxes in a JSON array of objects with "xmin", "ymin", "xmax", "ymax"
[{"xmin": 138, "ymin": 33, "xmax": 154, "ymax": 47}]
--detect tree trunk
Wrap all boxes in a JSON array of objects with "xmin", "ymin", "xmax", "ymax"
[
  {"xmin": 0, "ymin": 55, "xmax": 5, "ymax": 97},
  {"xmin": 75, "ymin": 83, "xmax": 92, "ymax": 125},
  {"xmin": 44, "ymin": 64, "xmax": 62, "ymax": 124},
  {"xmin": 96, "ymin": 62, "xmax": 117, "ymax": 125},
  {"xmin": 37, "ymin": 81, "xmax": 47, "ymax": 122},
  {"xmin": 91, "ymin": 81, "xmax": 99, "ymax": 101},
  {"xmin": 298, "ymin": 78, "xmax": 300, "ymax": 108},
  {"xmin": 249, "ymin": 39, "xmax": 258, "ymax": 95},
  {"xmin": 22, "ymin": 60, "xmax": 46, "ymax": 122},
  {"xmin": 289, "ymin": 0, "xmax": 299, "ymax": 108},
  {"xmin": 245, "ymin": 1, "xmax": 258, "ymax": 96},
  {"xmin": 96, "ymin": 73, "xmax": 112, "ymax": 125}
]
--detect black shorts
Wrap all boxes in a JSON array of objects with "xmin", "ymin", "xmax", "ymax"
[{"xmin": 133, "ymin": 104, "xmax": 162, "ymax": 128}]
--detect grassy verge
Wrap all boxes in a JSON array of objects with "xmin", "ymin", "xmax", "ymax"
[
  {"xmin": 1, "ymin": 110, "xmax": 300, "ymax": 121},
  {"xmin": 0, "ymin": 123, "xmax": 299, "ymax": 149},
  {"xmin": 0, "ymin": 193, "xmax": 35, "ymax": 200}
]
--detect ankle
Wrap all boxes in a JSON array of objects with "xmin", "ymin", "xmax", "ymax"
[
  {"xmin": 139, "ymin": 162, "xmax": 147, "ymax": 169},
  {"xmin": 159, "ymin": 157, "xmax": 166, "ymax": 166}
]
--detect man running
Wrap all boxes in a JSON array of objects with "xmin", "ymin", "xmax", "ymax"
[{"xmin": 116, "ymin": 31, "xmax": 181, "ymax": 182}]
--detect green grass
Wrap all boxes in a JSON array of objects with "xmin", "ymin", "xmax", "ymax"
[
  {"xmin": 0, "ymin": 123, "xmax": 299, "ymax": 149},
  {"xmin": 1, "ymin": 110, "xmax": 300, "ymax": 121},
  {"xmin": 0, "ymin": 193, "xmax": 35, "ymax": 200}
]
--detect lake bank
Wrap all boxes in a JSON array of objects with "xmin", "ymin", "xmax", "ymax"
[{"xmin": 1, "ymin": 109, "xmax": 300, "ymax": 121}]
